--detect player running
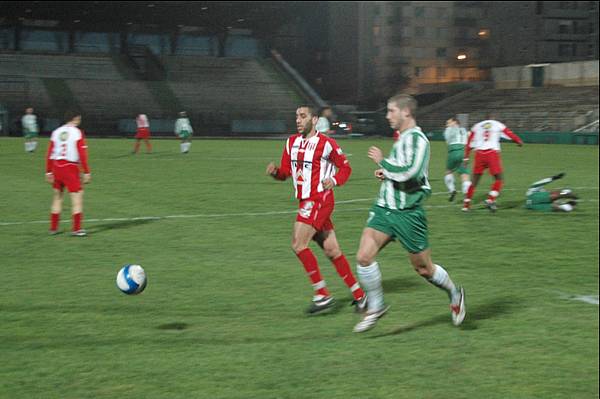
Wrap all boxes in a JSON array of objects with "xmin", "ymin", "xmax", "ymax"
[
  {"xmin": 22, "ymin": 107, "xmax": 39, "ymax": 153},
  {"xmin": 132, "ymin": 114, "xmax": 152, "ymax": 154},
  {"xmin": 266, "ymin": 105, "xmax": 367, "ymax": 315},
  {"xmin": 462, "ymin": 114, "xmax": 523, "ymax": 212},
  {"xmin": 45, "ymin": 110, "xmax": 91, "ymax": 236},
  {"xmin": 526, "ymin": 172, "xmax": 579, "ymax": 212},
  {"xmin": 443, "ymin": 116, "xmax": 471, "ymax": 202},
  {"xmin": 353, "ymin": 94, "xmax": 466, "ymax": 333},
  {"xmin": 175, "ymin": 111, "xmax": 194, "ymax": 154}
]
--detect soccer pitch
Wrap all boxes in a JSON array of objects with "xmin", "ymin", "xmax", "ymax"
[{"xmin": 1, "ymin": 137, "xmax": 598, "ymax": 399}]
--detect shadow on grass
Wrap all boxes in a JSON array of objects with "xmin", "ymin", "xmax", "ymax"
[
  {"xmin": 368, "ymin": 297, "xmax": 519, "ymax": 338},
  {"xmin": 89, "ymin": 218, "xmax": 158, "ymax": 234},
  {"xmin": 382, "ymin": 277, "xmax": 423, "ymax": 293},
  {"xmin": 157, "ymin": 322, "xmax": 189, "ymax": 331}
]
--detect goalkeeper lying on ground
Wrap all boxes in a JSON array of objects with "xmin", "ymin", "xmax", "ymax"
[{"xmin": 526, "ymin": 173, "xmax": 579, "ymax": 212}]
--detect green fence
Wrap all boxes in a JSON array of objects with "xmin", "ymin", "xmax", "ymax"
[{"xmin": 425, "ymin": 131, "xmax": 598, "ymax": 145}]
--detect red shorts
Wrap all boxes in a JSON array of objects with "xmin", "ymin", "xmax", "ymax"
[
  {"xmin": 53, "ymin": 162, "xmax": 81, "ymax": 193},
  {"xmin": 296, "ymin": 191, "xmax": 335, "ymax": 231},
  {"xmin": 135, "ymin": 127, "xmax": 150, "ymax": 139},
  {"xmin": 473, "ymin": 150, "xmax": 503, "ymax": 176}
]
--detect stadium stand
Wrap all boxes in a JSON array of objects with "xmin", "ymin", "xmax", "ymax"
[{"xmin": 418, "ymin": 86, "xmax": 599, "ymax": 132}]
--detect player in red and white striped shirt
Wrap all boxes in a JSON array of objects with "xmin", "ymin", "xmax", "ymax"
[
  {"xmin": 266, "ymin": 105, "xmax": 366, "ymax": 314},
  {"xmin": 132, "ymin": 114, "xmax": 152, "ymax": 154},
  {"xmin": 462, "ymin": 115, "xmax": 523, "ymax": 212},
  {"xmin": 45, "ymin": 110, "xmax": 91, "ymax": 236}
]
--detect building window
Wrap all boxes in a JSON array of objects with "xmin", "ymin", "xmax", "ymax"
[
  {"xmin": 559, "ymin": 43, "xmax": 576, "ymax": 56},
  {"xmin": 436, "ymin": 27, "xmax": 449, "ymax": 38},
  {"xmin": 414, "ymin": 66, "xmax": 423, "ymax": 77},
  {"xmin": 394, "ymin": 5, "xmax": 402, "ymax": 18},
  {"xmin": 436, "ymin": 8, "xmax": 447, "ymax": 18},
  {"xmin": 415, "ymin": 26, "xmax": 426, "ymax": 37},
  {"xmin": 558, "ymin": 20, "xmax": 572, "ymax": 34},
  {"xmin": 373, "ymin": 26, "xmax": 381, "ymax": 36},
  {"xmin": 373, "ymin": 5, "xmax": 380, "ymax": 15},
  {"xmin": 415, "ymin": 6, "xmax": 425, "ymax": 17},
  {"xmin": 588, "ymin": 43, "xmax": 595, "ymax": 57},
  {"xmin": 414, "ymin": 47, "xmax": 427, "ymax": 58},
  {"xmin": 402, "ymin": 26, "xmax": 412, "ymax": 38},
  {"xmin": 436, "ymin": 47, "xmax": 447, "ymax": 57}
]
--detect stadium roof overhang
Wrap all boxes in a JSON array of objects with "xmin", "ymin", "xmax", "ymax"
[{"xmin": 0, "ymin": 1, "xmax": 308, "ymax": 36}]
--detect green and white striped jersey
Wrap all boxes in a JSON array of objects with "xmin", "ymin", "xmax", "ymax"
[
  {"xmin": 376, "ymin": 126, "xmax": 431, "ymax": 210},
  {"xmin": 444, "ymin": 126, "xmax": 468, "ymax": 151}
]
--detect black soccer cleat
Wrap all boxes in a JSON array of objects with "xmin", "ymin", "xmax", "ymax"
[
  {"xmin": 448, "ymin": 190, "xmax": 457, "ymax": 202},
  {"xmin": 485, "ymin": 200, "xmax": 497, "ymax": 213},
  {"xmin": 306, "ymin": 295, "xmax": 335, "ymax": 315},
  {"xmin": 351, "ymin": 294, "xmax": 368, "ymax": 313}
]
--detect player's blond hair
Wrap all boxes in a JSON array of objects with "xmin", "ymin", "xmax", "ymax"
[{"xmin": 388, "ymin": 94, "xmax": 417, "ymax": 117}]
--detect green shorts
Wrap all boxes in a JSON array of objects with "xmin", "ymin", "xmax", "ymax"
[
  {"xmin": 526, "ymin": 192, "xmax": 553, "ymax": 212},
  {"xmin": 366, "ymin": 205, "xmax": 429, "ymax": 254},
  {"xmin": 178, "ymin": 130, "xmax": 191, "ymax": 139},
  {"xmin": 447, "ymin": 149, "xmax": 469, "ymax": 175},
  {"xmin": 24, "ymin": 130, "xmax": 38, "ymax": 139}
]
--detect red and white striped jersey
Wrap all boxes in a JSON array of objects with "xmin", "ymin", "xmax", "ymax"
[
  {"xmin": 46, "ymin": 124, "xmax": 90, "ymax": 173},
  {"xmin": 136, "ymin": 114, "xmax": 149, "ymax": 128},
  {"xmin": 466, "ymin": 120, "xmax": 522, "ymax": 156},
  {"xmin": 274, "ymin": 133, "xmax": 351, "ymax": 200}
]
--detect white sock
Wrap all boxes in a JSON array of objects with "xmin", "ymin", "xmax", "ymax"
[
  {"xmin": 32, "ymin": 141, "xmax": 37, "ymax": 151},
  {"xmin": 25, "ymin": 142, "xmax": 30, "ymax": 152},
  {"xmin": 185, "ymin": 142, "xmax": 191, "ymax": 152},
  {"xmin": 558, "ymin": 204, "xmax": 573, "ymax": 212},
  {"xmin": 444, "ymin": 174, "xmax": 455, "ymax": 193},
  {"xmin": 180, "ymin": 143, "xmax": 186, "ymax": 153},
  {"xmin": 357, "ymin": 262, "xmax": 384, "ymax": 312},
  {"xmin": 428, "ymin": 264, "xmax": 458, "ymax": 303},
  {"xmin": 462, "ymin": 180, "xmax": 471, "ymax": 194}
]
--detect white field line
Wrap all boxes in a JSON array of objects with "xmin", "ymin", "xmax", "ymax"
[
  {"xmin": 557, "ymin": 292, "xmax": 599, "ymax": 305},
  {"xmin": 0, "ymin": 187, "xmax": 597, "ymax": 227}
]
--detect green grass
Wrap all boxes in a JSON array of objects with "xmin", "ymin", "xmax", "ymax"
[{"xmin": 0, "ymin": 137, "xmax": 598, "ymax": 399}]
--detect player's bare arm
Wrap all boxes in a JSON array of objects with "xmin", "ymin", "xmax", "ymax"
[
  {"xmin": 45, "ymin": 172, "xmax": 54, "ymax": 184},
  {"xmin": 367, "ymin": 146, "xmax": 384, "ymax": 164}
]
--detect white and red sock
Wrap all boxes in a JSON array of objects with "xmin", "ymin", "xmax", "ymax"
[
  {"xmin": 332, "ymin": 254, "xmax": 365, "ymax": 300},
  {"xmin": 296, "ymin": 248, "xmax": 330, "ymax": 297},
  {"xmin": 487, "ymin": 180, "xmax": 503, "ymax": 202}
]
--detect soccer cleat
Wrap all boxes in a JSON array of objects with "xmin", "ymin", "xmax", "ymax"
[
  {"xmin": 450, "ymin": 287, "xmax": 466, "ymax": 326},
  {"xmin": 306, "ymin": 295, "xmax": 335, "ymax": 315},
  {"xmin": 351, "ymin": 294, "xmax": 368, "ymax": 313},
  {"xmin": 461, "ymin": 205, "xmax": 470, "ymax": 212},
  {"xmin": 484, "ymin": 200, "xmax": 497, "ymax": 213},
  {"xmin": 71, "ymin": 229, "xmax": 87, "ymax": 237},
  {"xmin": 353, "ymin": 305, "xmax": 390, "ymax": 333},
  {"xmin": 49, "ymin": 230, "xmax": 60, "ymax": 235},
  {"xmin": 448, "ymin": 190, "xmax": 457, "ymax": 202}
]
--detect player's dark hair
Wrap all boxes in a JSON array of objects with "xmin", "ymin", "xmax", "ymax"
[
  {"xmin": 486, "ymin": 112, "xmax": 497, "ymax": 120},
  {"xmin": 298, "ymin": 105, "xmax": 318, "ymax": 118},
  {"xmin": 64, "ymin": 109, "xmax": 82, "ymax": 123},
  {"xmin": 319, "ymin": 106, "xmax": 332, "ymax": 116},
  {"xmin": 388, "ymin": 94, "xmax": 417, "ymax": 116},
  {"xmin": 449, "ymin": 116, "xmax": 459, "ymax": 123}
]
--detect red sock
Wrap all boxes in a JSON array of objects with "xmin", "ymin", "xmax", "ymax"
[
  {"xmin": 73, "ymin": 213, "xmax": 82, "ymax": 231},
  {"xmin": 488, "ymin": 180, "xmax": 503, "ymax": 202},
  {"xmin": 296, "ymin": 248, "xmax": 330, "ymax": 297},
  {"xmin": 466, "ymin": 184, "xmax": 475, "ymax": 200},
  {"xmin": 50, "ymin": 213, "xmax": 60, "ymax": 231},
  {"xmin": 332, "ymin": 254, "xmax": 365, "ymax": 300}
]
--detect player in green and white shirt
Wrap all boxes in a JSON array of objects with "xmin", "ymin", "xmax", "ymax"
[
  {"xmin": 526, "ymin": 172, "xmax": 579, "ymax": 212},
  {"xmin": 175, "ymin": 111, "xmax": 194, "ymax": 154},
  {"xmin": 22, "ymin": 107, "xmax": 39, "ymax": 153},
  {"xmin": 443, "ymin": 116, "xmax": 471, "ymax": 202},
  {"xmin": 353, "ymin": 94, "xmax": 466, "ymax": 333}
]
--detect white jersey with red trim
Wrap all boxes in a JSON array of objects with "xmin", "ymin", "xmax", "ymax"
[
  {"xmin": 49, "ymin": 125, "xmax": 85, "ymax": 163},
  {"xmin": 136, "ymin": 114, "xmax": 149, "ymax": 128},
  {"xmin": 469, "ymin": 120, "xmax": 511, "ymax": 152},
  {"xmin": 280, "ymin": 132, "xmax": 350, "ymax": 200}
]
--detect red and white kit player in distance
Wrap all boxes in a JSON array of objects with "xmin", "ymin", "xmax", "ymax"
[
  {"xmin": 462, "ymin": 114, "xmax": 523, "ymax": 212},
  {"xmin": 266, "ymin": 105, "xmax": 367, "ymax": 315},
  {"xmin": 132, "ymin": 113, "xmax": 152, "ymax": 154},
  {"xmin": 45, "ymin": 110, "xmax": 91, "ymax": 236}
]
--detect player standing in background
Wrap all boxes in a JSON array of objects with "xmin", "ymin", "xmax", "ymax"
[
  {"xmin": 45, "ymin": 110, "xmax": 91, "ymax": 236},
  {"xmin": 175, "ymin": 111, "xmax": 193, "ymax": 154},
  {"xmin": 315, "ymin": 106, "xmax": 333, "ymax": 134},
  {"xmin": 132, "ymin": 114, "xmax": 152, "ymax": 154},
  {"xmin": 22, "ymin": 107, "xmax": 39, "ymax": 153},
  {"xmin": 526, "ymin": 172, "xmax": 579, "ymax": 212},
  {"xmin": 443, "ymin": 116, "xmax": 471, "ymax": 202},
  {"xmin": 353, "ymin": 94, "xmax": 465, "ymax": 333},
  {"xmin": 462, "ymin": 114, "xmax": 523, "ymax": 212},
  {"xmin": 266, "ymin": 105, "xmax": 367, "ymax": 315}
]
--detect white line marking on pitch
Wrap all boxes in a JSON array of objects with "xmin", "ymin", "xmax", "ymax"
[
  {"xmin": 558, "ymin": 293, "xmax": 599, "ymax": 305},
  {"xmin": 0, "ymin": 187, "xmax": 597, "ymax": 227}
]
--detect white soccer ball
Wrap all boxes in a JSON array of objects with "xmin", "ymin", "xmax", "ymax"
[{"xmin": 116, "ymin": 264, "xmax": 147, "ymax": 295}]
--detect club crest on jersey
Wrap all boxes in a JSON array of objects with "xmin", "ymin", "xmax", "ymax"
[
  {"xmin": 299, "ymin": 201, "xmax": 314, "ymax": 218},
  {"xmin": 59, "ymin": 131, "xmax": 69, "ymax": 141},
  {"xmin": 483, "ymin": 123, "xmax": 492, "ymax": 129}
]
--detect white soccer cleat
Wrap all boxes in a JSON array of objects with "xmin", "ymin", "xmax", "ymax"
[
  {"xmin": 451, "ymin": 287, "xmax": 466, "ymax": 326},
  {"xmin": 353, "ymin": 305, "xmax": 390, "ymax": 333}
]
